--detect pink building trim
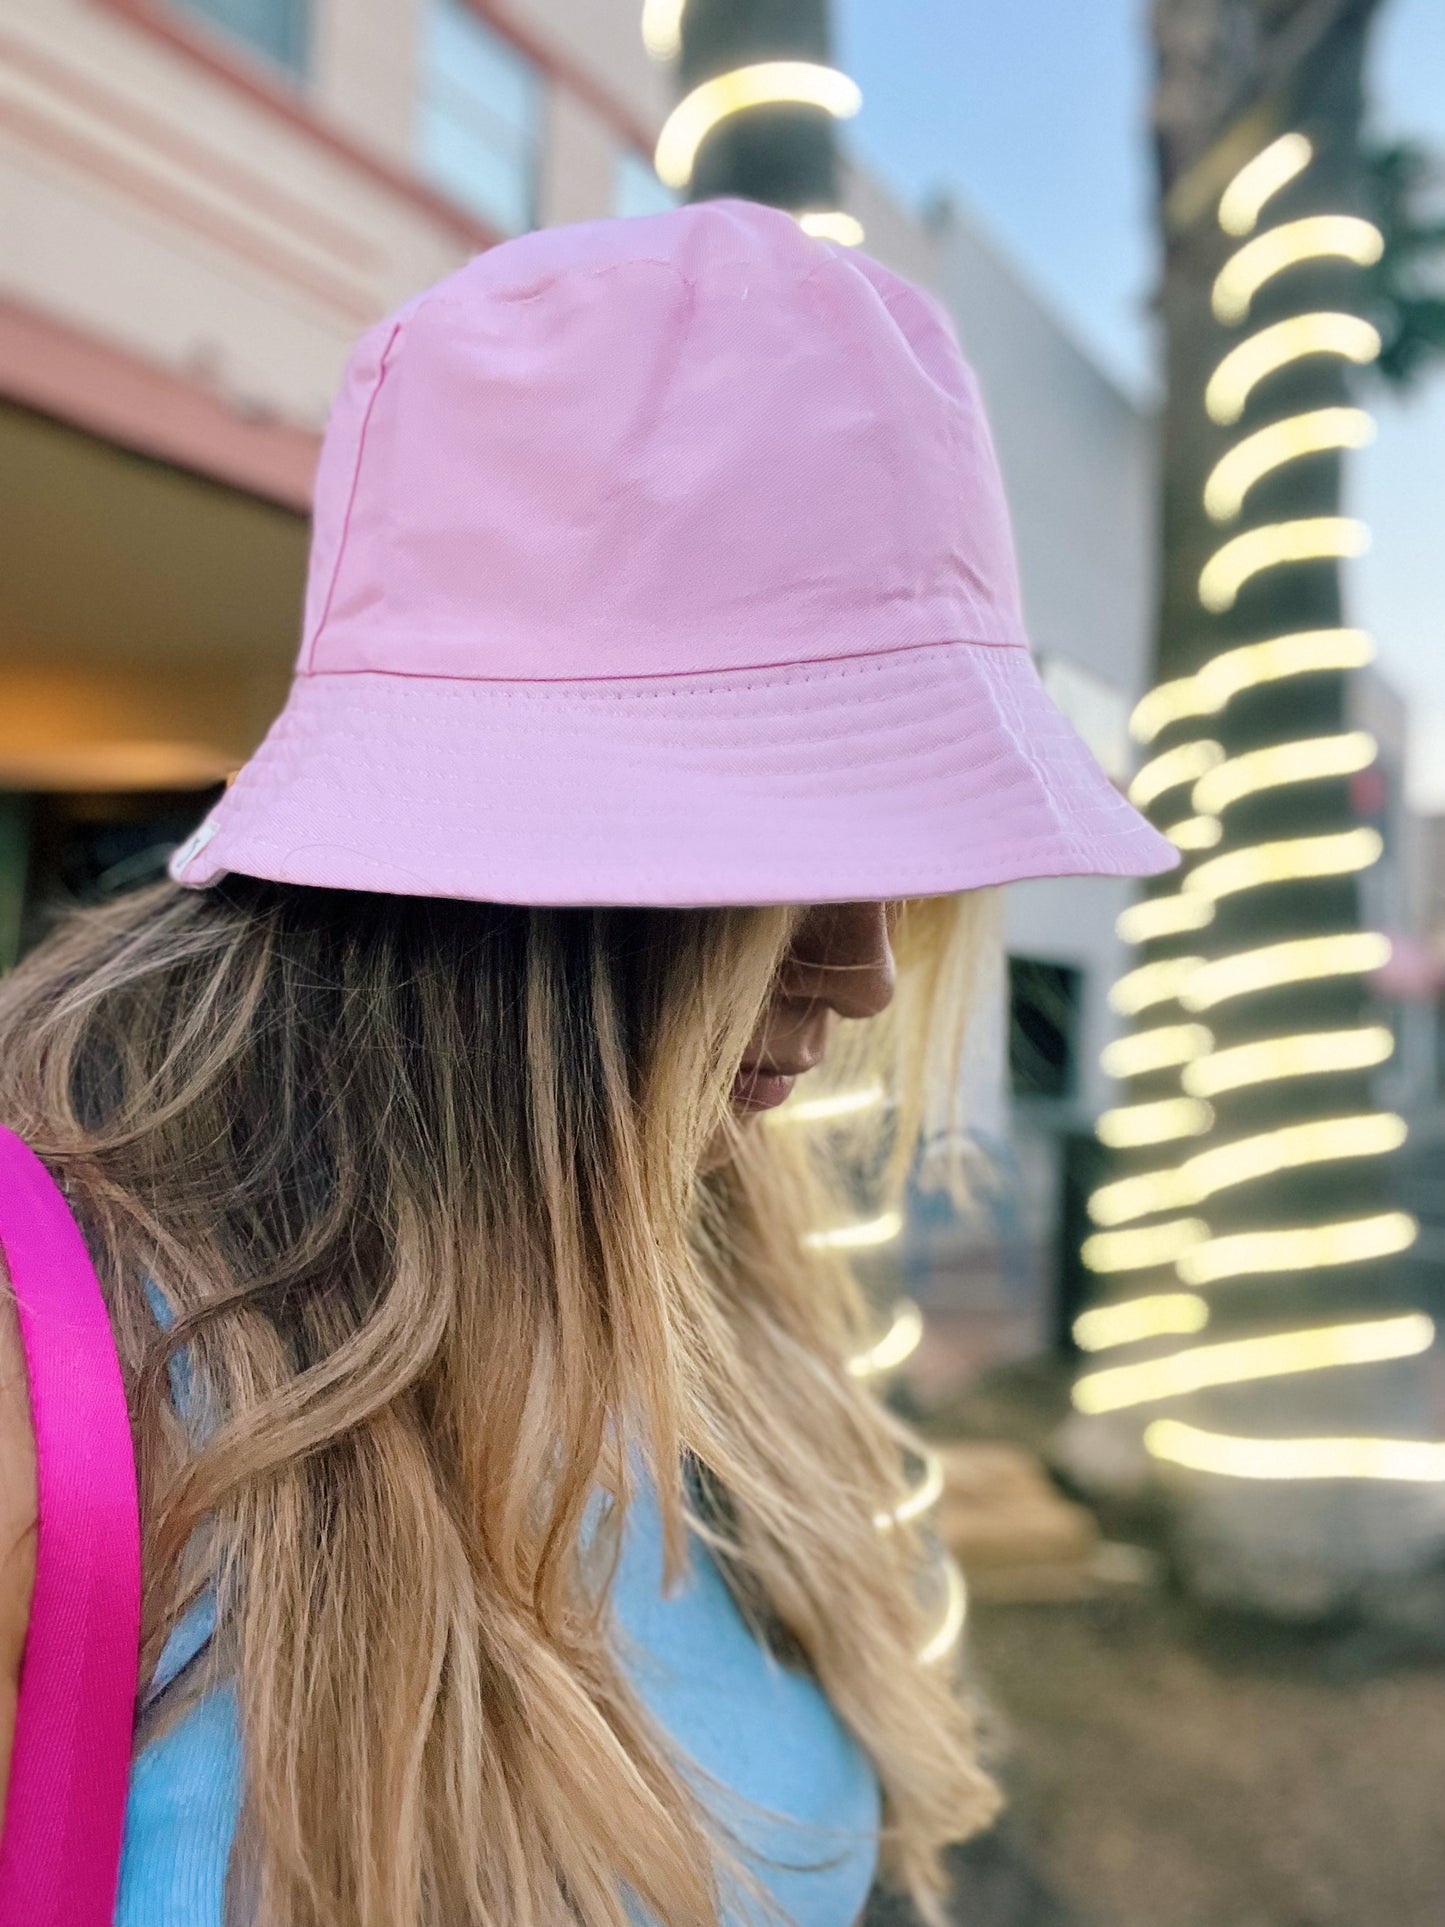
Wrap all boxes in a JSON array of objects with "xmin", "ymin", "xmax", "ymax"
[{"xmin": 0, "ymin": 297, "xmax": 321, "ymax": 511}]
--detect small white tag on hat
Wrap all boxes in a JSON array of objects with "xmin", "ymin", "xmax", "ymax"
[{"xmin": 172, "ymin": 817, "xmax": 219, "ymax": 875}]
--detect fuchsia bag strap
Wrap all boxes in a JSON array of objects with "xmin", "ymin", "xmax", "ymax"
[{"xmin": 0, "ymin": 1126, "xmax": 141, "ymax": 1927}]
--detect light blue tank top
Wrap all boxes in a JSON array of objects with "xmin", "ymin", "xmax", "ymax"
[{"xmin": 115, "ymin": 1477, "xmax": 880, "ymax": 1925}]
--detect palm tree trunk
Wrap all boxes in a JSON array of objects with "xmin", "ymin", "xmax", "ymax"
[
  {"xmin": 1076, "ymin": 0, "xmax": 1445, "ymax": 1609},
  {"xmin": 676, "ymin": 0, "xmax": 838, "ymax": 209}
]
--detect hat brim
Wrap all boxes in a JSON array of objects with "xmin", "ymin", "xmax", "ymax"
[{"xmin": 171, "ymin": 642, "xmax": 1176, "ymax": 905}]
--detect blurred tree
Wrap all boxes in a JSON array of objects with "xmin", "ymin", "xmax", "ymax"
[{"xmin": 1075, "ymin": 0, "xmax": 1445, "ymax": 1610}]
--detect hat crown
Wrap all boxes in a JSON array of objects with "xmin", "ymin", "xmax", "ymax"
[{"xmin": 299, "ymin": 199, "xmax": 1026, "ymax": 685}]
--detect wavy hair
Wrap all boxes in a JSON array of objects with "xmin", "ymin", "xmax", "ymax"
[{"xmin": 0, "ymin": 876, "xmax": 999, "ymax": 1925}]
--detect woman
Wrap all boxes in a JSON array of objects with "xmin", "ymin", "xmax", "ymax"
[{"xmin": 0, "ymin": 200, "xmax": 1172, "ymax": 1927}]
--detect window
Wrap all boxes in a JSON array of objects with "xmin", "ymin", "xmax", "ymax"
[
  {"xmin": 1008, "ymin": 956, "xmax": 1081, "ymax": 1102},
  {"xmin": 614, "ymin": 150, "xmax": 678, "ymax": 221},
  {"xmin": 418, "ymin": 0, "xmax": 540, "ymax": 236},
  {"xmin": 172, "ymin": 0, "xmax": 309, "ymax": 77}
]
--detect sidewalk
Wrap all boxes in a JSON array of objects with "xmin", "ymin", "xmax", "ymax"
[{"xmin": 905, "ymin": 1358, "xmax": 1445, "ymax": 1927}]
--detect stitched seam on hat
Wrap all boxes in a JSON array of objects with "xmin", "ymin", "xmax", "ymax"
[
  {"xmin": 298, "ymin": 635, "xmax": 1029, "ymax": 692},
  {"xmin": 199, "ymin": 822, "xmax": 1170, "ymax": 901},
  {"xmin": 303, "ymin": 319, "xmax": 405, "ymax": 675}
]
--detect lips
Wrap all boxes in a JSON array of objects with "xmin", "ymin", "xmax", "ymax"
[{"xmin": 731, "ymin": 1058, "xmax": 815, "ymax": 1114}]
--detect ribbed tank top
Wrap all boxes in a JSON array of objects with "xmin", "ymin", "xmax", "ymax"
[{"xmin": 116, "ymin": 1475, "xmax": 881, "ymax": 1925}]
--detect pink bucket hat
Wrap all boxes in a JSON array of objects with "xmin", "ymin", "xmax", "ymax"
[{"xmin": 172, "ymin": 199, "xmax": 1174, "ymax": 905}]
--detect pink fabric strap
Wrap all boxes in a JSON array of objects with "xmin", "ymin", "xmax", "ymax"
[{"xmin": 0, "ymin": 1127, "xmax": 141, "ymax": 1926}]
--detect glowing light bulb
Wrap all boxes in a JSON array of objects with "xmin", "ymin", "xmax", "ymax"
[
  {"xmin": 1097, "ymin": 1097, "xmax": 1213, "ymax": 1150},
  {"xmin": 1109, "ymin": 956, "xmax": 1204, "ymax": 1018},
  {"xmin": 1101, "ymin": 1025, "xmax": 1213, "ymax": 1081},
  {"xmin": 1116, "ymin": 894, "xmax": 1215, "ymax": 945},
  {"xmin": 655, "ymin": 63, "xmax": 863, "ymax": 189},
  {"xmin": 641, "ymin": 0, "xmax": 685, "ymax": 59},
  {"xmin": 1177, "ymin": 1210, "xmax": 1418, "ymax": 1285},
  {"xmin": 1088, "ymin": 1165, "xmax": 1197, "ymax": 1229},
  {"xmin": 1212, "ymin": 216, "xmax": 1384, "ymax": 325},
  {"xmin": 1073, "ymin": 1314, "xmax": 1434, "ymax": 1416},
  {"xmin": 1199, "ymin": 518, "xmax": 1369, "ymax": 613},
  {"xmin": 1082, "ymin": 1218, "xmax": 1209, "ymax": 1275},
  {"xmin": 1205, "ymin": 314, "xmax": 1381, "ymax": 426},
  {"xmin": 1192, "ymin": 731, "xmax": 1376, "ymax": 815},
  {"xmin": 1090, "ymin": 1113, "xmax": 1405, "ymax": 1225},
  {"xmin": 1130, "ymin": 630, "xmax": 1375, "ymax": 744},
  {"xmin": 1145, "ymin": 1418, "xmax": 1445, "ymax": 1482},
  {"xmin": 803, "ymin": 1208, "xmax": 902, "ymax": 1252},
  {"xmin": 1183, "ymin": 932, "xmax": 1391, "ymax": 1011},
  {"xmin": 1218, "ymin": 132, "xmax": 1313, "ymax": 236},
  {"xmin": 1128, "ymin": 740, "xmax": 1225, "ymax": 809},
  {"xmin": 875, "ymin": 1448, "xmax": 944, "ymax": 1528},
  {"xmin": 918, "ymin": 1557, "xmax": 967, "ymax": 1665},
  {"xmin": 1074, "ymin": 1292, "xmax": 1210, "ymax": 1352},
  {"xmin": 1183, "ymin": 1026, "xmax": 1394, "ymax": 1097},
  {"xmin": 1130, "ymin": 675, "xmax": 1203, "ymax": 745},
  {"xmin": 847, "ymin": 1298, "xmax": 925, "ymax": 1378},
  {"xmin": 1185, "ymin": 828, "xmax": 1382, "ymax": 901},
  {"xmin": 1203, "ymin": 408, "xmax": 1375, "ymax": 522},
  {"xmin": 796, "ymin": 210, "xmax": 865, "ymax": 246},
  {"xmin": 1163, "ymin": 816, "xmax": 1223, "ymax": 851},
  {"xmin": 1184, "ymin": 1112, "xmax": 1406, "ymax": 1203}
]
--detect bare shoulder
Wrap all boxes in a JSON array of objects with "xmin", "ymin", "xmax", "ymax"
[{"xmin": 0, "ymin": 1268, "xmax": 37, "ymax": 1818}]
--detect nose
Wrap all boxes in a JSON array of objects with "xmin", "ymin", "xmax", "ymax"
[{"xmin": 786, "ymin": 903, "xmax": 896, "ymax": 1022}]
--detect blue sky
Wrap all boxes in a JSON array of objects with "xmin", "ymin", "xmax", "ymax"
[{"xmin": 837, "ymin": 0, "xmax": 1445, "ymax": 809}]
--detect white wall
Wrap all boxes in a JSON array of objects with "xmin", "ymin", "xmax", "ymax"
[{"xmin": 926, "ymin": 194, "xmax": 1158, "ymax": 1120}]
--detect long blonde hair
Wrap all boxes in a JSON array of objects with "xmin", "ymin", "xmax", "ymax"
[{"xmin": 0, "ymin": 877, "xmax": 999, "ymax": 1926}]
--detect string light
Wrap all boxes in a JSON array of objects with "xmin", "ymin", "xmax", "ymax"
[
  {"xmin": 1090, "ymin": 1114, "xmax": 1405, "ymax": 1224},
  {"xmin": 1109, "ymin": 957, "xmax": 1204, "ymax": 1018},
  {"xmin": 768, "ymin": 1085, "xmax": 885, "ymax": 1127},
  {"xmin": 1163, "ymin": 816, "xmax": 1223, "ymax": 851},
  {"xmin": 875, "ymin": 1448, "xmax": 945, "ymax": 1528},
  {"xmin": 1101, "ymin": 1025, "xmax": 1213, "ymax": 1081},
  {"xmin": 1182, "ymin": 932, "xmax": 1391, "ymax": 1011},
  {"xmin": 1199, "ymin": 517, "xmax": 1369, "ymax": 612},
  {"xmin": 1185, "ymin": 1112, "xmax": 1406, "ymax": 1203},
  {"xmin": 1073, "ymin": 1314, "xmax": 1434, "ymax": 1416},
  {"xmin": 803, "ymin": 1208, "xmax": 902, "ymax": 1252},
  {"xmin": 1203, "ymin": 407, "xmax": 1376, "ymax": 522},
  {"xmin": 1192, "ymin": 731, "xmax": 1376, "ymax": 815},
  {"xmin": 1087, "ymin": 138, "xmax": 1415, "ymax": 1481},
  {"xmin": 655, "ymin": 62, "xmax": 863, "ymax": 189},
  {"xmin": 1116, "ymin": 894, "xmax": 1215, "ymax": 945},
  {"xmin": 1212, "ymin": 216, "xmax": 1384, "ymax": 324},
  {"xmin": 1130, "ymin": 629, "xmax": 1375, "ymax": 743},
  {"xmin": 1083, "ymin": 1218, "xmax": 1209, "ymax": 1276},
  {"xmin": 1218, "ymin": 132, "xmax": 1313, "ymax": 236},
  {"xmin": 1195, "ymin": 629, "xmax": 1375, "ymax": 706},
  {"xmin": 1183, "ymin": 1026, "xmax": 1394, "ymax": 1097},
  {"xmin": 1185, "ymin": 827, "xmax": 1383, "ymax": 901},
  {"xmin": 1089, "ymin": 1166, "xmax": 1196, "ymax": 1229},
  {"xmin": 846, "ymin": 1298, "xmax": 925, "ymax": 1378},
  {"xmin": 1205, "ymin": 314, "xmax": 1382, "ymax": 426},
  {"xmin": 1130, "ymin": 674, "xmax": 1202, "ymax": 745},
  {"xmin": 796, "ymin": 210, "xmax": 865, "ymax": 246},
  {"xmin": 1177, "ymin": 1210, "xmax": 1418, "ymax": 1285},
  {"xmin": 1128, "ymin": 740, "xmax": 1225, "ymax": 809},
  {"xmin": 640, "ymin": 0, "xmax": 685, "ymax": 59},
  {"xmin": 1097, "ymin": 1097, "xmax": 1214, "ymax": 1150},
  {"xmin": 1074, "ymin": 1292, "xmax": 1210, "ymax": 1352},
  {"xmin": 918, "ymin": 1557, "xmax": 968, "ymax": 1665},
  {"xmin": 1146, "ymin": 1419, "xmax": 1445, "ymax": 1483}
]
